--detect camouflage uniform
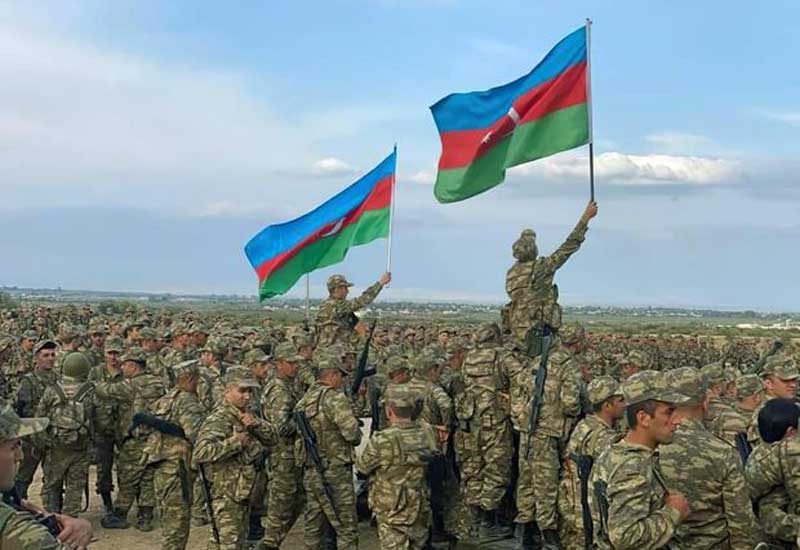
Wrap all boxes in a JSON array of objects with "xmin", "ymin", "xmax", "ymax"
[
  {"xmin": 747, "ymin": 357, "xmax": 799, "ymax": 445},
  {"xmin": 14, "ymin": 342, "xmax": 58, "ymax": 499},
  {"xmin": 659, "ymin": 367, "xmax": 760, "ymax": 549},
  {"xmin": 295, "ymin": 357, "xmax": 362, "ymax": 550},
  {"xmin": 193, "ymin": 369, "xmax": 276, "ymax": 550},
  {"xmin": 745, "ymin": 441, "xmax": 800, "ymax": 547},
  {"xmin": 315, "ymin": 274, "xmax": 383, "ymax": 346},
  {"xmin": 558, "ymin": 377, "xmax": 622, "ymax": 550},
  {"xmin": 590, "ymin": 371, "xmax": 688, "ymax": 550},
  {"xmin": 503, "ymin": 220, "xmax": 588, "ymax": 345},
  {"xmin": 35, "ymin": 353, "xmax": 95, "ymax": 517},
  {"xmin": 261, "ymin": 344, "xmax": 304, "ymax": 549},
  {"xmin": 356, "ymin": 405, "xmax": 442, "ymax": 550},
  {"xmin": 455, "ymin": 327, "xmax": 512, "ymax": 515},
  {"xmin": 709, "ymin": 375, "xmax": 762, "ymax": 446},
  {"xmin": 144, "ymin": 361, "xmax": 206, "ymax": 550},
  {"xmin": 95, "ymin": 347, "xmax": 166, "ymax": 523}
]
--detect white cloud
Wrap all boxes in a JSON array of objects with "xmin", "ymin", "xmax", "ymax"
[
  {"xmin": 513, "ymin": 151, "xmax": 742, "ymax": 186},
  {"xmin": 756, "ymin": 109, "xmax": 800, "ymax": 127},
  {"xmin": 311, "ymin": 157, "xmax": 355, "ymax": 176},
  {"xmin": 408, "ymin": 169, "xmax": 436, "ymax": 185},
  {"xmin": 645, "ymin": 132, "xmax": 714, "ymax": 152}
]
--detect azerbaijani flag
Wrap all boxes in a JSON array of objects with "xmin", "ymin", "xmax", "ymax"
[
  {"xmin": 245, "ymin": 150, "xmax": 395, "ymax": 300},
  {"xmin": 431, "ymin": 26, "xmax": 589, "ymax": 203}
]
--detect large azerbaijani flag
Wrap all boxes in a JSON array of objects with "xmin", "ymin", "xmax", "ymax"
[
  {"xmin": 431, "ymin": 26, "xmax": 590, "ymax": 203},
  {"xmin": 245, "ymin": 150, "xmax": 395, "ymax": 300}
]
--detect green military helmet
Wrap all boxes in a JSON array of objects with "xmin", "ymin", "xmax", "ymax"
[
  {"xmin": 664, "ymin": 367, "xmax": 708, "ymax": 405},
  {"xmin": 327, "ymin": 274, "xmax": 354, "ymax": 291},
  {"xmin": 587, "ymin": 376, "xmax": 622, "ymax": 406},
  {"xmin": 559, "ymin": 322, "xmax": 586, "ymax": 346},
  {"xmin": 63, "ymin": 352, "xmax": 91, "ymax": 380}
]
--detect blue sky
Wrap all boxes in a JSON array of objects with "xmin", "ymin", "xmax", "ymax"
[{"xmin": 1, "ymin": 1, "xmax": 799, "ymax": 309}]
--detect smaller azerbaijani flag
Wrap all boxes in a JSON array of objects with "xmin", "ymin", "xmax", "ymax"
[
  {"xmin": 431, "ymin": 26, "xmax": 590, "ymax": 203},
  {"xmin": 245, "ymin": 150, "xmax": 395, "ymax": 301}
]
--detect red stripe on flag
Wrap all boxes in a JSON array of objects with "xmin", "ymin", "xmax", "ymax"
[
  {"xmin": 437, "ymin": 62, "xmax": 587, "ymax": 171},
  {"xmin": 255, "ymin": 176, "xmax": 392, "ymax": 283}
]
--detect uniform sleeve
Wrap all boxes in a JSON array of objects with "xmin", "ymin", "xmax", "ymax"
[
  {"xmin": 3, "ymin": 513, "xmax": 66, "ymax": 550},
  {"xmin": 606, "ymin": 462, "xmax": 682, "ymax": 550},
  {"xmin": 355, "ymin": 435, "xmax": 383, "ymax": 476},
  {"xmin": 177, "ymin": 398, "xmax": 207, "ymax": 444},
  {"xmin": 758, "ymin": 487, "xmax": 800, "ymax": 542},
  {"xmin": 431, "ymin": 385, "xmax": 453, "ymax": 427},
  {"xmin": 349, "ymin": 281, "xmax": 383, "ymax": 311},
  {"xmin": 327, "ymin": 391, "xmax": 362, "ymax": 446},
  {"xmin": 193, "ymin": 418, "xmax": 244, "ymax": 465},
  {"xmin": 15, "ymin": 378, "xmax": 34, "ymax": 417},
  {"xmin": 558, "ymin": 362, "xmax": 582, "ymax": 418},
  {"xmin": 745, "ymin": 444, "xmax": 783, "ymax": 500},
  {"xmin": 540, "ymin": 220, "xmax": 588, "ymax": 273},
  {"xmin": 720, "ymin": 447, "xmax": 761, "ymax": 549},
  {"xmin": 94, "ymin": 379, "xmax": 133, "ymax": 404}
]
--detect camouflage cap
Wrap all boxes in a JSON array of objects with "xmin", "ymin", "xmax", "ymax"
[
  {"xmin": 323, "ymin": 342, "xmax": 349, "ymax": 360},
  {"xmin": 201, "ymin": 338, "xmax": 227, "ymax": 357},
  {"xmin": 622, "ymin": 370, "xmax": 690, "ymax": 406},
  {"xmin": 121, "ymin": 347, "xmax": 147, "ymax": 364},
  {"xmin": 104, "ymin": 337, "xmax": 125, "ymax": 353},
  {"xmin": 316, "ymin": 355, "xmax": 347, "ymax": 374},
  {"xmin": 385, "ymin": 393, "xmax": 418, "ymax": 410},
  {"xmin": 223, "ymin": 366, "xmax": 260, "ymax": 388},
  {"xmin": 273, "ymin": 342, "xmax": 303, "ymax": 362},
  {"xmin": 327, "ymin": 274, "xmax": 354, "ymax": 291},
  {"xmin": 189, "ymin": 323, "xmax": 209, "ymax": 335},
  {"xmin": 559, "ymin": 322, "xmax": 586, "ymax": 345},
  {"xmin": 21, "ymin": 330, "xmax": 39, "ymax": 341},
  {"xmin": 88, "ymin": 323, "xmax": 107, "ymax": 335},
  {"xmin": 735, "ymin": 374, "xmax": 763, "ymax": 398},
  {"xmin": 414, "ymin": 351, "xmax": 442, "ymax": 373},
  {"xmin": 173, "ymin": 359, "xmax": 200, "ymax": 379},
  {"xmin": 0, "ymin": 405, "xmax": 48, "ymax": 442},
  {"xmin": 293, "ymin": 332, "xmax": 314, "ymax": 348},
  {"xmin": 59, "ymin": 324, "xmax": 80, "ymax": 341},
  {"xmin": 624, "ymin": 350, "xmax": 651, "ymax": 369},
  {"xmin": 244, "ymin": 349, "xmax": 271, "ymax": 366},
  {"xmin": 0, "ymin": 337, "xmax": 12, "ymax": 354},
  {"xmin": 587, "ymin": 376, "xmax": 623, "ymax": 406},
  {"xmin": 385, "ymin": 355, "xmax": 410, "ymax": 376},
  {"xmin": 475, "ymin": 323, "xmax": 499, "ymax": 343},
  {"xmin": 698, "ymin": 362, "xmax": 723, "ymax": 385},
  {"xmin": 664, "ymin": 367, "xmax": 709, "ymax": 404},
  {"xmin": 138, "ymin": 327, "xmax": 158, "ymax": 340},
  {"xmin": 33, "ymin": 339, "xmax": 57, "ymax": 354},
  {"xmin": 762, "ymin": 355, "xmax": 800, "ymax": 380}
]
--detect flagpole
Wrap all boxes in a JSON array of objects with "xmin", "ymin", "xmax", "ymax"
[
  {"xmin": 304, "ymin": 274, "xmax": 310, "ymax": 322},
  {"xmin": 386, "ymin": 144, "xmax": 397, "ymax": 274},
  {"xmin": 585, "ymin": 18, "xmax": 595, "ymax": 202}
]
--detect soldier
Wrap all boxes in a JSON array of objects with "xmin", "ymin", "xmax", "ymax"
[
  {"xmin": 95, "ymin": 347, "xmax": 166, "ymax": 530},
  {"xmin": 14, "ymin": 339, "xmax": 58, "ymax": 499},
  {"xmin": 197, "ymin": 338, "xmax": 228, "ymax": 411},
  {"xmin": 558, "ymin": 376, "xmax": 624, "ymax": 550},
  {"xmin": 356, "ymin": 394, "xmax": 442, "ymax": 550},
  {"xmin": 294, "ymin": 332, "xmax": 316, "ymax": 395},
  {"xmin": 658, "ymin": 367, "xmax": 760, "ymax": 549},
  {"xmin": 700, "ymin": 362, "xmax": 736, "ymax": 427},
  {"xmin": 193, "ymin": 367, "xmax": 276, "ymax": 550},
  {"xmin": 140, "ymin": 327, "xmax": 170, "ymax": 386},
  {"xmin": 456, "ymin": 323, "xmax": 513, "ymax": 540},
  {"xmin": 0, "ymin": 337, "xmax": 13, "ymax": 402},
  {"xmin": 35, "ymin": 352, "xmax": 95, "ymax": 517},
  {"xmin": 144, "ymin": 360, "xmax": 206, "ymax": 550},
  {"xmin": 710, "ymin": 374, "xmax": 763, "ymax": 447},
  {"xmin": 54, "ymin": 325, "xmax": 82, "ymax": 374},
  {"xmin": 503, "ymin": 200, "xmax": 597, "ymax": 350},
  {"xmin": 517, "ymin": 323, "xmax": 584, "ymax": 549},
  {"xmin": 9, "ymin": 330, "xmax": 37, "ymax": 390},
  {"xmin": 590, "ymin": 371, "xmax": 690, "ymax": 550},
  {"xmin": 315, "ymin": 272, "xmax": 391, "ymax": 347},
  {"xmin": 261, "ymin": 342, "xmax": 305, "ymax": 550},
  {"xmin": 748, "ymin": 355, "xmax": 799, "ymax": 445},
  {"xmin": 87, "ymin": 336, "xmax": 124, "ymax": 522},
  {"xmin": 85, "ymin": 323, "xmax": 107, "ymax": 367},
  {"xmin": 295, "ymin": 356, "xmax": 362, "ymax": 550}
]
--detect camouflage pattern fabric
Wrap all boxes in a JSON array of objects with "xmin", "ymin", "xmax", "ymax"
[
  {"xmin": 0, "ymin": 502, "xmax": 66, "ymax": 549},
  {"xmin": 315, "ymin": 281, "xmax": 382, "ymax": 347}
]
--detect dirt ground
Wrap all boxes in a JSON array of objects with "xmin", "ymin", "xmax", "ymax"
[{"xmin": 28, "ymin": 467, "xmax": 382, "ymax": 550}]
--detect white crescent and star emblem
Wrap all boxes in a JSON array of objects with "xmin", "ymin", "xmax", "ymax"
[{"xmin": 321, "ymin": 217, "xmax": 345, "ymax": 237}]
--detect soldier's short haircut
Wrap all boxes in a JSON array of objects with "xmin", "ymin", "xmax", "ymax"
[
  {"xmin": 626, "ymin": 399, "xmax": 658, "ymax": 429},
  {"xmin": 758, "ymin": 398, "xmax": 800, "ymax": 443}
]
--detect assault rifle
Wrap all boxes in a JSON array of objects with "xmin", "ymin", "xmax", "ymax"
[
  {"xmin": 525, "ymin": 329, "xmax": 553, "ymax": 460},
  {"xmin": 294, "ymin": 410, "xmax": 339, "ymax": 524},
  {"xmin": 570, "ymin": 453, "xmax": 594, "ymax": 550},
  {"xmin": 735, "ymin": 432, "xmax": 752, "ymax": 465},
  {"xmin": 747, "ymin": 339, "xmax": 785, "ymax": 376},
  {"xmin": 350, "ymin": 319, "xmax": 378, "ymax": 397}
]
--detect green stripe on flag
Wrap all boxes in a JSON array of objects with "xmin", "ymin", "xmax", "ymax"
[
  {"xmin": 434, "ymin": 103, "xmax": 589, "ymax": 203},
  {"xmin": 259, "ymin": 207, "xmax": 390, "ymax": 300}
]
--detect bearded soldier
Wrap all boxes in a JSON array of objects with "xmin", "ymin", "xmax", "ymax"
[
  {"xmin": 503, "ymin": 201, "xmax": 597, "ymax": 352},
  {"xmin": 315, "ymin": 272, "xmax": 391, "ymax": 347}
]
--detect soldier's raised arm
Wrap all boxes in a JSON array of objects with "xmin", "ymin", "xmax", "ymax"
[
  {"xmin": 349, "ymin": 271, "xmax": 391, "ymax": 312},
  {"xmin": 540, "ymin": 200, "xmax": 598, "ymax": 273}
]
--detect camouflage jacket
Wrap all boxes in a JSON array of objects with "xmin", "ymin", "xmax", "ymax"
[
  {"xmin": 197, "ymin": 364, "xmax": 226, "ymax": 410},
  {"xmin": 709, "ymin": 403, "xmax": 751, "ymax": 447},
  {"xmin": 456, "ymin": 343, "xmax": 510, "ymax": 430},
  {"xmin": 381, "ymin": 377, "xmax": 453, "ymax": 429},
  {"xmin": 193, "ymin": 401, "xmax": 276, "ymax": 503},
  {"xmin": 87, "ymin": 363, "xmax": 123, "ymax": 437},
  {"xmin": 95, "ymin": 372, "xmax": 166, "ymax": 442},
  {"xmin": 356, "ymin": 419, "xmax": 441, "ymax": 525},
  {"xmin": 0, "ymin": 502, "xmax": 66, "ymax": 549},
  {"xmin": 314, "ymin": 282, "xmax": 382, "ymax": 346},
  {"xmin": 15, "ymin": 368, "xmax": 58, "ymax": 418},
  {"xmin": 144, "ymin": 387, "xmax": 206, "ymax": 466},
  {"xmin": 703, "ymin": 396, "xmax": 736, "ymax": 430},
  {"xmin": 565, "ymin": 414, "xmax": 620, "ymax": 461},
  {"xmin": 35, "ymin": 376, "xmax": 95, "ymax": 450},
  {"xmin": 295, "ymin": 381, "xmax": 362, "ymax": 467},
  {"xmin": 590, "ymin": 441, "xmax": 683, "ymax": 550},
  {"xmin": 659, "ymin": 417, "xmax": 759, "ymax": 550},
  {"xmin": 746, "ymin": 434, "xmax": 800, "ymax": 515},
  {"xmin": 83, "ymin": 345, "xmax": 105, "ymax": 368},
  {"xmin": 261, "ymin": 375, "xmax": 300, "ymax": 462},
  {"xmin": 747, "ymin": 398, "xmax": 769, "ymax": 446}
]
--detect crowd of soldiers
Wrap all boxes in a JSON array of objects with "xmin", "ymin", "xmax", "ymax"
[{"xmin": 1, "ymin": 200, "xmax": 800, "ymax": 549}]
